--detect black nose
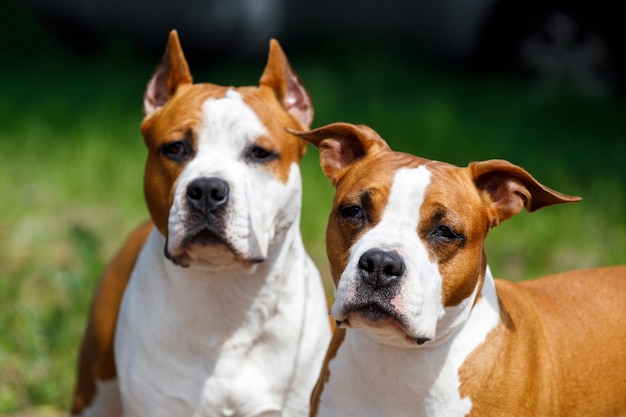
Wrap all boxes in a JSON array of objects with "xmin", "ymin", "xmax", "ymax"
[
  {"xmin": 358, "ymin": 249, "xmax": 405, "ymax": 290},
  {"xmin": 186, "ymin": 177, "xmax": 229, "ymax": 213}
]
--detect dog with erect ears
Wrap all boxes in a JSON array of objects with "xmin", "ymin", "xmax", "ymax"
[{"xmin": 71, "ymin": 31, "xmax": 331, "ymax": 417}]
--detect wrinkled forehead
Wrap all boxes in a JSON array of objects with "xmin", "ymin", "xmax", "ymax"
[
  {"xmin": 141, "ymin": 83, "xmax": 230, "ymax": 139},
  {"xmin": 143, "ymin": 82, "xmax": 304, "ymax": 147},
  {"xmin": 333, "ymin": 152, "xmax": 430, "ymax": 203},
  {"xmin": 200, "ymin": 89, "xmax": 269, "ymax": 146},
  {"xmin": 420, "ymin": 161, "xmax": 486, "ymax": 212},
  {"xmin": 334, "ymin": 153, "xmax": 486, "ymax": 220}
]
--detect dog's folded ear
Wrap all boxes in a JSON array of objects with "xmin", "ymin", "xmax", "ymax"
[
  {"xmin": 470, "ymin": 159, "xmax": 582, "ymax": 226},
  {"xmin": 143, "ymin": 30, "xmax": 193, "ymax": 116},
  {"xmin": 287, "ymin": 122, "xmax": 390, "ymax": 186},
  {"xmin": 260, "ymin": 39, "xmax": 313, "ymax": 130}
]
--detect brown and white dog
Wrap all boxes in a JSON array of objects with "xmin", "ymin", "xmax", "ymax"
[
  {"xmin": 288, "ymin": 122, "xmax": 626, "ymax": 417},
  {"xmin": 71, "ymin": 31, "xmax": 331, "ymax": 417}
]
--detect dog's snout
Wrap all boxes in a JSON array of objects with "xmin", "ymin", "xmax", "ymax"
[
  {"xmin": 358, "ymin": 249, "xmax": 405, "ymax": 289},
  {"xmin": 186, "ymin": 177, "xmax": 229, "ymax": 213}
]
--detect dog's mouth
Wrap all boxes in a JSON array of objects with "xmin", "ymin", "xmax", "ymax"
[
  {"xmin": 186, "ymin": 227, "xmax": 224, "ymax": 246},
  {"xmin": 336, "ymin": 302, "xmax": 431, "ymax": 346},
  {"xmin": 348, "ymin": 302, "xmax": 400, "ymax": 323},
  {"xmin": 165, "ymin": 226, "xmax": 265, "ymax": 269}
]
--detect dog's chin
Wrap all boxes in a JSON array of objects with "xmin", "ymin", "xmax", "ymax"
[
  {"xmin": 166, "ymin": 229, "xmax": 265, "ymax": 272},
  {"xmin": 337, "ymin": 303, "xmax": 432, "ymax": 347}
]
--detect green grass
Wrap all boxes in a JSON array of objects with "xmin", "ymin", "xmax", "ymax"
[{"xmin": 1, "ymin": 6, "xmax": 625, "ymax": 414}]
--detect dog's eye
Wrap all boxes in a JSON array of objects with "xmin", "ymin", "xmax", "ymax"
[
  {"xmin": 247, "ymin": 146, "xmax": 277, "ymax": 163},
  {"xmin": 340, "ymin": 205, "xmax": 364, "ymax": 220},
  {"xmin": 433, "ymin": 225, "xmax": 461, "ymax": 240},
  {"xmin": 161, "ymin": 141, "xmax": 190, "ymax": 161}
]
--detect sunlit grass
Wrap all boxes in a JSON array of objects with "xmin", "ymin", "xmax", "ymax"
[{"xmin": 1, "ymin": 17, "xmax": 625, "ymax": 413}]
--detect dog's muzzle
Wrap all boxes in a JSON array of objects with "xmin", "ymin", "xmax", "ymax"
[
  {"xmin": 337, "ymin": 248, "xmax": 406, "ymax": 323},
  {"xmin": 165, "ymin": 176, "xmax": 234, "ymax": 267},
  {"xmin": 337, "ymin": 248, "xmax": 434, "ymax": 345},
  {"xmin": 182, "ymin": 176, "xmax": 230, "ymax": 247}
]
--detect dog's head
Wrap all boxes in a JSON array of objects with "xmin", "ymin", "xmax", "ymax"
[
  {"xmin": 142, "ymin": 31, "xmax": 312, "ymax": 270},
  {"xmin": 290, "ymin": 122, "xmax": 580, "ymax": 347}
]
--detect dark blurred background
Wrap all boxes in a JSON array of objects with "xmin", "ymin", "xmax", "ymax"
[
  {"xmin": 6, "ymin": 0, "xmax": 626, "ymax": 95},
  {"xmin": 1, "ymin": 0, "xmax": 625, "ymax": 414}
]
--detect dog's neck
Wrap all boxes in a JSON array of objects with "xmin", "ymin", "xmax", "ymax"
[{"xmin": 320, "ymin": 268, "xmax": 500, "ymax": 417}]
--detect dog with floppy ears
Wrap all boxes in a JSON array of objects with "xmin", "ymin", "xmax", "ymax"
[
  {"xmin": 287, "ymin": 122, "xmax": 626, "ymax": 417},
  {"xmin": 70, "ymin": 31, "xmax": 332, "ymax": 417}
]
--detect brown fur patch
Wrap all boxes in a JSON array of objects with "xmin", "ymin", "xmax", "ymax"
[
  {"xmin": 71, "ymin": 222, "xmax": 153, "ymax": 414},
  {"xmin": 460, "ymin": 267, "xmax": 626, "ymax": 416}
]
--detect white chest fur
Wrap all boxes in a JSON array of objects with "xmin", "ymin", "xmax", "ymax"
[
  {"xmin": 317, "ymin": 269, "xmax": 500, "ymax": 417},
  {"xmin": 115, "ymin": 228, "xmax": 330, "ymax": 417}
]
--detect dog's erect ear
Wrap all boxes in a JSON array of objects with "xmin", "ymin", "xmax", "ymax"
[
  {"xmin": 470, "ymin": 159, "xmax": 582, "ymax": 226},
  {"xmin": 143, "ymin": 30, "xmax": 193, "ymax": 116},
  {"xmin": 259, "ymin": 39, "xmax": 313, "ymax": 129},
  {"xmin": 287, "ymin": 122, "xmax": 390, "ymax": 186}
]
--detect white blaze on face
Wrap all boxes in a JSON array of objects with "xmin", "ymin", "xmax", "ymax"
[
  {"xmin": 166, "ymin": 89, "xmax": 302, "ymax": 269},
  {"xmin": 331, "ymin": 166, "xmax": 445, "ymax": 346}
]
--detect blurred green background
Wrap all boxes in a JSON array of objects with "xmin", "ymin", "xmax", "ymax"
[{"xmin": 1, "ymin": 1, "xmax": 625, "ymax": 414}]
